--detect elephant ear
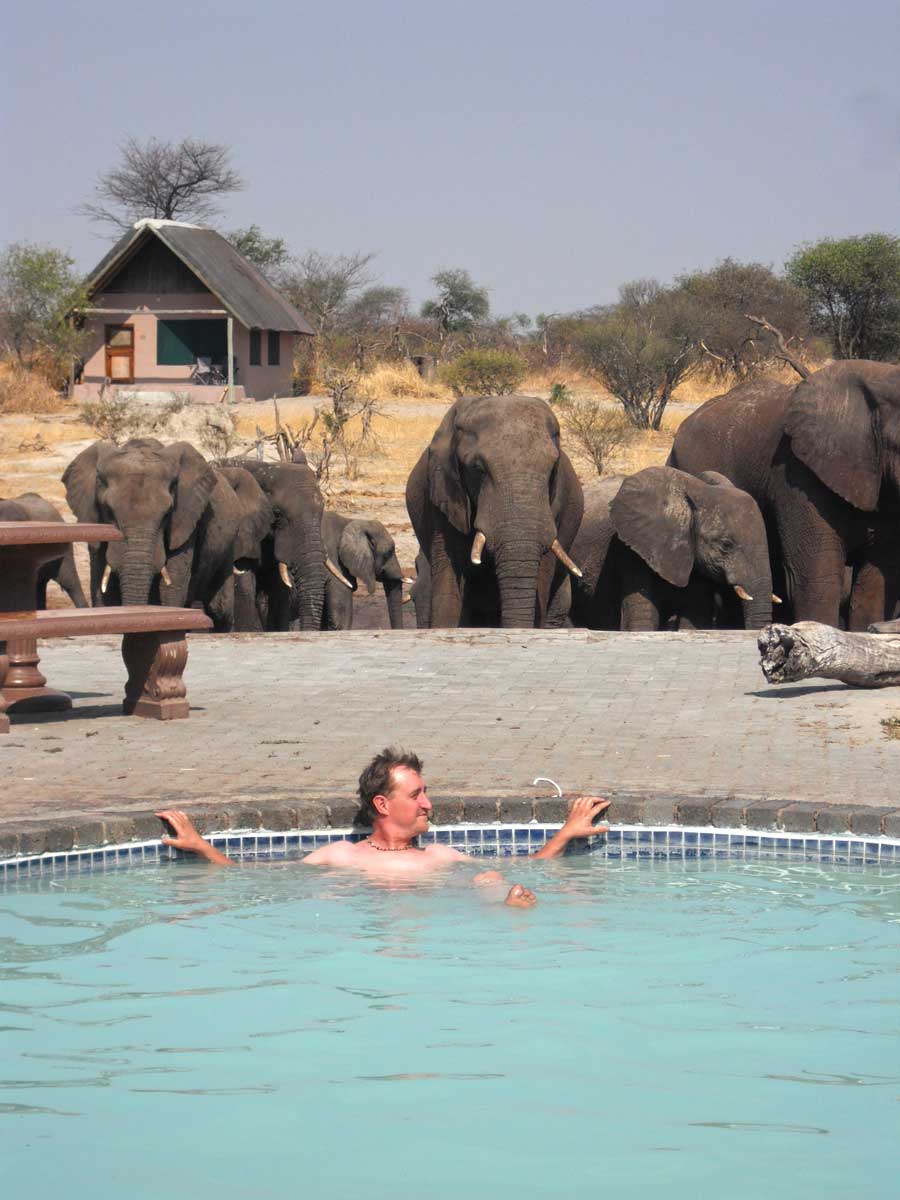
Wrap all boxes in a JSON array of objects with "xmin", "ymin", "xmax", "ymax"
[
  {"xmin": 610, "ymin": 467, "xmax": 695, "ymax": 587},
  {"xmin": 339, "ymin": 521, "xmax": 377, "ymax": 594},
  {"xmin": 165, "ymin": 442, "xmax": 218, "ymax": 551},
  {"xmin": 551, "ymin": 450, "xmax": 584, "ymax": 545},
  {"xmin": 426, "ymin": 403, "xmax": 471, "ymax": 534},
  {"xmin": 698, "ymin": 470, "xmax": 738, "ymax": 489},
  {"xmin": 62, "ymin": 440, "xmax": 113, "ymax": 523},
  {"xmin": 784, "ymin": 366, "xmax": 881, "ymax": 511},
  {"xmin": 220, "ymin": 468, "xmax": 274, "ymax": 562}
]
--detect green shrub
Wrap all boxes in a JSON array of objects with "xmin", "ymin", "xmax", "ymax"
[{"xmin": 439, "ymin": 350, "xmax": 527, "ymax": 397}]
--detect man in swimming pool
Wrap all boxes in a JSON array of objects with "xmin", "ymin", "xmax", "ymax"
[{"xmin": 156, "ymin": 747, "xmax": 610, "ymax": 908}]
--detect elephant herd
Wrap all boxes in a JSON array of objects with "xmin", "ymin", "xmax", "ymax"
[{"xmin": 5, "ymin": 357, "xmax": 899, "ymax": 635}]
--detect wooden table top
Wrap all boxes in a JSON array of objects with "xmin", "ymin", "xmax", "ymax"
[{"xmin": 0, "ymin": 522, "xmax": 122, "ymax": 547}]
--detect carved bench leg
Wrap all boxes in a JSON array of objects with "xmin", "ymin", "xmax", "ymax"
[
  {"xmin": 121, "ymin": 631, "xmax": 190, "ymax": 720},
  {"xmin": 0, "ymin": 644, "xmax": 8, "ymax": 734}
]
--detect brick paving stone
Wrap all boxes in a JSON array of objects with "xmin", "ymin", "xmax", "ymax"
[
  {"xmin": 816, "ymin": 805, "xmax": 857, "ymax": 834},
  {"xmin": 849, "ymin": 807, "xmax": 896, "ymax": 836},
  {"xmin": 779, "ymin": 803, "xmax": 820, "ymax": 832},
  {"xmin": 1, "ymin": 630, "xmax": 899, "ymax": 840}
]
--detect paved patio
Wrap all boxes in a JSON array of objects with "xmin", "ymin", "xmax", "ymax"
[{"xmin": 2, "ymin": 629, "xmax": 900, "ymax": 852}]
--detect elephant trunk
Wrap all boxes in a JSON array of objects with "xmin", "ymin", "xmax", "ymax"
[
  {"xmin": 493, "ymin": 536, "xmax": 544, "ymax": 628},
  {"xmin": 738, "ymin": 574, "xmax": 774, "ymax": 630},
  {"xmin": 383, "ymin": 576, "xmax": 404, "ymax": 630},
  {"xmin": 292, "ymin": 549, "xmax": 326, "ymax": 631},
  {"xmin": 118, "ymin": 532, "xmax": 158, "ymax": 607}
]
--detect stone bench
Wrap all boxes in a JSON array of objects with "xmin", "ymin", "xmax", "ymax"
[{"xmin": 0, "ymin": 607, "xmax": 213, "ymax": 732}]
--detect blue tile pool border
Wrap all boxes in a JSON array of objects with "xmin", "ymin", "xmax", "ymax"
[{"xmin": 1, "ymin": 823, "xmax": 899, "ymax": 880}]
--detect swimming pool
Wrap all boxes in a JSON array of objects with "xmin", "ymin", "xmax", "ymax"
[{"xmin": 2, "ymin": 850, "xmax": 898, "ymax": 1199}]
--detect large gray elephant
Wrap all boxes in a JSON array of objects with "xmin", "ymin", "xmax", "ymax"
[
  {"xmin": 405, "ymin": 394, "xmax": 584, "ymax": 628},
  {"xmin": 223, "ymin": 458, "xmax": 327, "ymax": 631},
  {"xmin": 0, "ymin": 493, "xmax": 88, "ymax": 609},
  {"xmin": 321, "ymin": 512, "xmax": 408, "ymax": 630},
  {"xmin": 569, "ymin": 467, "xmax": 774, "ymax": 631},
  {"xmin": 669, "ymin": 361, "xmax": 900, "ymax": 629},
  {"xmin": 63, "ymin": 438, "xmax": 265, "ymax": 630}
]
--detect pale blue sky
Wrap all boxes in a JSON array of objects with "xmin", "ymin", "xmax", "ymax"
[{"xmin": 4, "ymin": 0, "xmax": 899, "ymax": 316}]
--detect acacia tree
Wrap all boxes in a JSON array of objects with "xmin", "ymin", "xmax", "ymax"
[
  {"xmin": 420, "ymin": 268, "xmax": 490, "ymax": 353},
  {"xmin": 787, "ymin": 233, "xmax": 900, "ymax": 360},
  {"xmin": 225, "ymin": 225, "xmax": 289, "ymax": 275},
  {"xmin": 80, "ymin": 136, "xmax": 244, "ymax": 231},
  {"xmin": 0, "ymin": 241, "xmax": 88, "ymax": 381},
  {"xmin": 573, "ymin": 280, "xmax": 699, "ymax": 430},
  {"xmin": 676, "ymin": 258, "xmax": 809, "ymax": 378}
]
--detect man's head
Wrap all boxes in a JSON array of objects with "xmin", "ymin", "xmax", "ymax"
[{"xmin": 357, "ymin": 747, "xmax": 430, "ymax": 834}]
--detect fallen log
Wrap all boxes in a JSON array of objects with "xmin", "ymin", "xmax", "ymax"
[{"xmin": 758, "ymin": 621, "xmax": 900, "ymax": 688}]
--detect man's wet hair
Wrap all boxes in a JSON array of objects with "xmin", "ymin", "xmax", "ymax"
[{"xmin": 357, "ymin": 747, "xmax": 424, "ymax": 825}]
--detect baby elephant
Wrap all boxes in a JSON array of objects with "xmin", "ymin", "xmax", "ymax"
[
  {"xmin": 0, "ymin": 492, "xmax": 88, "ymax": 609},
  {"xmin": 321, "ymin": 512, "xmax": 409, "ymax": 630},
  {"xmin": 570, "ymin": 466, "xmax": 775, "ymax": 631}
]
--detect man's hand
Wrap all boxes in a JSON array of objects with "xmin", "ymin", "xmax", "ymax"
[
  {"xmin": 532, "ymin": 795, "xmax": 610, "ymax": 859},
  {"xmin": 155, "ymin": 810, "xmax": 233, "ymax": 866},
  {"xmin": 504, "ymin": 883, "xmax": 537, "ymax": 908},
  {"xmin": 560, "ymin": 796, "xmax": 610, "ymax": 839}
]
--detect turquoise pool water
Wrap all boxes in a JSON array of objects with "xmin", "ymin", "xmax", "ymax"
[{"xmin": 1, "ymin": 855, "xmax": 898, "ymax": 1199}]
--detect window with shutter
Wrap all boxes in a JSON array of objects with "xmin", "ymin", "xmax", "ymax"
[
  {"xmin": 249, "ymin": 329, "xmax": 261, "ymax": 366},
  {"xmin": 267, "ymin": 331, "xmax": 280, "ymax": 366}
]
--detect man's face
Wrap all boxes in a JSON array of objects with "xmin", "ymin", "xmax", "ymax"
[{"xmin": 378, "ymin": 766, "xmax": 432, "ymax": 833}]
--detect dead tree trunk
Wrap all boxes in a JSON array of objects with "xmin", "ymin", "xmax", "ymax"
[{"xmin": 759, "ymin": 621, "xmax": 900, "ymax": 688}]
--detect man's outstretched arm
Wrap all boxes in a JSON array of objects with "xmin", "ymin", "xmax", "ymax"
[
  {"xmin": 531, "ymin": 797, "xmax": 610, "ymax": 859},
  {"xmin": 156, "ymin": 810, "xmax": 234, "ymax": 866}
]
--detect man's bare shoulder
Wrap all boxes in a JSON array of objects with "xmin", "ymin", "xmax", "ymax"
[
  {"xmin": 421, "ymin": 844, "xmax": 470, "ymax": 862},
  {"xmin": 302, "ymin": 839, "xmax": 364, "ymax": 866}
]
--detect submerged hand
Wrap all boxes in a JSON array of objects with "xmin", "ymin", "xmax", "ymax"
[{"xmin": 505, "ymin": 883, "xmax": 537, "ymax": 908}]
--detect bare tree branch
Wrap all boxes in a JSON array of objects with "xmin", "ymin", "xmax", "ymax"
[
  {"xmin": 78, "ymin": 137, "xmax": 244, "ymax": 232},
  {"xmin": 744, "ymin": 313, "xmax": 810, "ymax": 380}
]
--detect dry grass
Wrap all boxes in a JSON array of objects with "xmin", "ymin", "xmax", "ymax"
[
  {"xmin": 357, "ymin": 362, "xmax": 453, "ymax": 404},
  {"xmin": 0, "ymin": 364, "xmax": 73, "ymax": 414}
]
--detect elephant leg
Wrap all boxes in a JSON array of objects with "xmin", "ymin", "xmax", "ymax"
[
  {"xmin": 429, "ymin": 527, "xmax": 462, "ymax": 628},
  {"xmin": 849, "ymin": 557, "xmax": 892, "ymax": 631},
  {"xmin": 618, "ymin": 549, "xmax": 661, "ymax": 631},
  {"xmin": 776, "ymin": 460, "xmax": 849, "ymax": 626}
]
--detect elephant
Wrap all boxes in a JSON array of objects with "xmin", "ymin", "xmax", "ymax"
[
  {"xmin": 0, "ymin": 493, "xmax": 89, "ymax": 609},
  {"xmin": 668, "ymin": 361, "xmax": 900, "ymax": 630},
  {"xmin": 569, "ymin": 467, "xmax": 775, "ymax": 631},
  {"xmin": 215, "ymin": 466, "xmax": 275, "ymax": 632},
  {"xmin": 405, "ymin": 394, "xmax": 584, "ymax": 628},
  {"xmin": 320, "ymin": 512, "xmax": 409, "ymax": 630},
  {"xmin": 222, "ymin": 458, "xmax": 327, "ymax": 631},
  {"xmin": 62, "ymin": 438, "xmax": 267, "ymax": 631}
]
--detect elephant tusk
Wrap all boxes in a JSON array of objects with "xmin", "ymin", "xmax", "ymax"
[
  {"xmin": 233, "ymin": 565, "xmax": 248, "ymax": 576},
  {"xmin": 402, "ymin": 577, "xmax": 415, "ymax": 585},
  {"xmin": 325, "ymin": 556, "xmax": 354, "ymax": 590},
  {"xmin": 551, "ymin": 539, "xmax": 583, "ymax": 579},
  {"xmin": 470, "ymin": 530, "xmax": 486, "ymax": 565},
  {"xmin": 161, "ymin": 566, "xmax": 172, "ymax": 587},
  {"xmin": 101, "ymin": 564, "xmax": 112, "ymax": 594},
  {"xmin": 734, "ymin": 584, "xmax": 753, "ymax": 601},
  {"xmin": 278, "ymin": 561, "xmax": 293, "ymax": 589},
  {"xmin": 772, "ymin": 593, "xmax": 783, "ymax": 604}
]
